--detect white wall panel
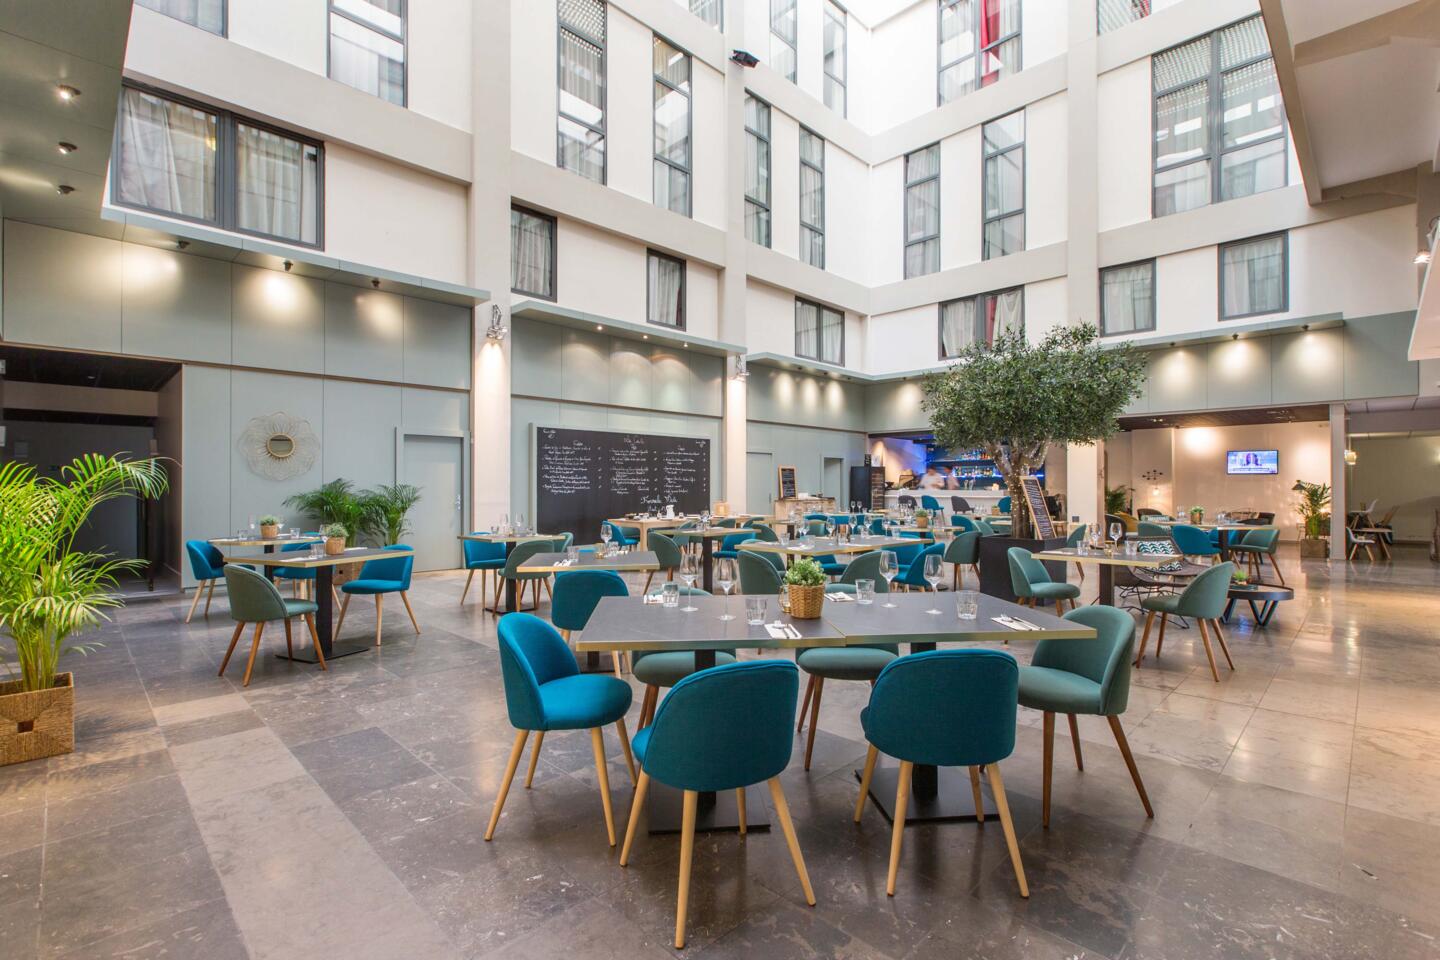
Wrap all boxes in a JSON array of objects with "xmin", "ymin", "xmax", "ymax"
[
  {"xmin": 408, "ymin": 0, "xmax": 474, "ymax": 131},
  {"xmin": 1097, "ymin": 59, "xmax": 1151, "ymax": 232},
  {"xmin": 511, "ymin": 0, "xmax": 557, "ymax": 165},
  {"xmin": 227, "ymin": 0, "xmax": 326, "ymax": 76}
]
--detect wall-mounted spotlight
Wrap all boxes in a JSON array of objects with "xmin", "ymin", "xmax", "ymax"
[
  {"xmin": 175, "ymin": 239, "xmax": 189, "ymax": 250},
  {"xmin": 371, "ymin": 278, "xmax": 380, "ymax": 288},
  {"xmin": 57, "ymin": 141, "xmax": 77, "ymax": 155},
  {"xmin": 56, "ymin": 84, "xmax": 80, "ymax": 101},
  {"xmin": 282, "ymin": 259, "xmax": 293, "ymax": 272},
  {"xmin": 732, "ymin": 356, "xmax": 749, "ymax": 381},
  {"xmin": 1344, "ymin": 448, "xmax": 1358, "ymax": 466},
  {"xmin": 1415, "ymin": 251, "xmax": 1431, "ymax": 265},
  {"xmin": 55, "ymin": 184, "xmax": 75, "ymax": 195},
  {"xmin": 485, "ymin": 304, "xmax": 508, "ymax": 341},
  {"xmin": 730, "ymin": 49, "xmax": 759, "ymax": 67}
]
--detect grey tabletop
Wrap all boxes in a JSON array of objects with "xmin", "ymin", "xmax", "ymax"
[
  {"xmin": 574, "ymin": 596, "xmax": 846, "ymax": 651},
  {"xmin": 518, "ymin": 550, "xmax": 660, "ymax": 573},
  {"xmin": 740, "ymin": 535, "xmax": 915, "ymax": 557},
  {"xmin": 219, "ymin": 546, "xmax": 413, "ymax": 568},
  {"xmin": 817, "ymin": 592, "xmax": 1096, "ymax": 644}
]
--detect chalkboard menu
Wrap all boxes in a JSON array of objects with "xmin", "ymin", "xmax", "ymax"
[
  {"xmin": 777, "ymin": 465, "xmax": 798, "ymax": 499},
  {"xmin": 534, "ymin": 426, "xmax": 711, "ymax": 540},
  {"xmin": 1020, "ymin": 475, "xmax": 1055, "ymax": 539}
]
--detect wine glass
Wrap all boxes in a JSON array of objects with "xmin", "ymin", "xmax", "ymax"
[
  {"xmin": 879, "ymin": 551, "xmax": 899, "ymax": 607},
  {"xmin": 678, "ymin": 554, "xmax": 699, "ymax": 612},
  {"xmin": 715, "ymin": 558, "xmax": 735, "ymax": 621},
  {"xmin": 923, "ymin": 554, "xmax": 943, "ymax": 614},
  {"xmin": 600, "ymin": 523, "xmax": 613, "ymax": 556},
  {"xmin": 1109, "ymin": 522, "xmax": 1123, "ymax": 545},
  {"xmin": 516, "ymin": 513, "xmax": 527, "ymax": 536}
]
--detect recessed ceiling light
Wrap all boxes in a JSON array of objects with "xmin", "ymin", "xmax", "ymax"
[
  {"xmin": 56, "ymin": 84, "xmax": 80, "ymax": 101},
  {"xmin": 595, "ymin": 324, "xmax": 604, "ymax": 331},
  {"xmin": 55, "ymin": 184, "xmax": 74, "ymax": 195},
  {"xmin": 57, "ymin": 141, "xmax": 77, "ymax": 155},
  {"xmin": 642, "ymin": 334, "xmax": 648, "ymax": 339}
]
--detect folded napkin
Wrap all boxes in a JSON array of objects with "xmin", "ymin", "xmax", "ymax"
[
  {"xmin": 825, "ymin": 592, "xmax": 855, "ymax": 602},
  {"xmin": 642, "ymin": 594, "xmax": 665, "ymax": 605},
  {"xmin": 764, "ymin": 622, "xmax": 800, "ymax": 640},
  {"xmin": 556, "ymin": 559, "xmax": 574, "ymax": 567},
  {"xmin": 993, "ymin": 616, "xmax": 1039, "ymax": 631}
]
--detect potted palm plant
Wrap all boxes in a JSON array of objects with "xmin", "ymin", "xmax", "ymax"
[
  {"xmin": 361, "ymin": 483, "xmax": 421, "ymax": 545},
  {"xmin": 1294, "ymin": 481, "xmax": 1331, "ymax": 559},
  {"xmin": 320, "ymin": 523, "xmax": 349, "ymax": 556},
  {"xmin": 923, "ymin": 324, "xmax": 1145, "ymax": 600},
  {"xmin": 0, "ymin": 455, "xmax": 167, "ymax": 765},
  {"xmin": 783, "ymin": 558, "xmax": 827, "ymax": 619},
  {"xmin": 258, "ymin": 514, "xmax": 282, "ymax": 539},
  {"xmin": 285, "ymin": 479, "xmax": 367, "ymax": 546}
]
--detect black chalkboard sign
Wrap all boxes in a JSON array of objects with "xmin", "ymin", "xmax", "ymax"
[
  {"xmin": 1020, "ymin": 475, "xmax": 1055, "ymax": 539},
  {"xmin": 777, "ymin": 466, "xmax": 797, "ymax": 499},
  {"xmin": 534, "ymin": 426, "xmax": 710, "ymax": 541}
]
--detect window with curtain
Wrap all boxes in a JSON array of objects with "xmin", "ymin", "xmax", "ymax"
[
  {"xmin": 511, "ymin": 206, "xmax": 556, "ymax": 299},
  {"xmin": 800, "ymin": 128, "xmax": 825, "ymax": 269},
  {"xmin": 653, "ymin": 37, "xmax": 692, "ymax": 216},
  {"xmin": 682, "ymin": 0, "xmax": 722, "ymax": 28},
  {"xmin": 1099, "ymin": 261, "xmax": 1156, "ymax": 334},
  {"xmin": 982, "ymin": 110, "xmax": 1024, "ymax": 260},
  {"xmin": 904, "ymin": 143, "xmax": 940, "ymax": 278},
  {"xmin": 328, "ymin": 0, "xmax": 406, "ymax": 106},
  {"xmin": 647, "ymin": 251, "xmax": 686, "ymax": 328},
  {"xmin": 1154, "ymin": 15, "xmax": 1284, "ymax": 217},
  {"xmin": 771, "ymin": 0, "xmax": 797, "ymax": 83},
  {"xmin": 796, "ymin": 299, "xmax": 843, "ymax": 365},
  {"xmin": 938, "ymin": 0, "xmax": 1021, "ymax": 106},
  {"xmin": 559, "ymin": 0, "xmax": 607, "ymax": 184},
  {"xmin": 1221, "ymin": 234, "xmax": 1286, "ymax": 319},
  {"xmin": 939, "ymin": 288, "xmax": 1022, "ymax": 358},
  {"xmin": 113, "ymin": 86, "xmax": 324, "ymax": 248},
  {"xmin": 824, "ymin": 1, "xmax": 847, "ymax": 116},
  {"xmin": 136, "ymin": 0, "xmax": 225, "ymax": 34},
  {"xmin": 745, "ymin": 94, "xmax": 772, "ymax": 247},
  {"xmin": 1099, "ymin": 0, "xmax": 1182, "ymax": 33}
]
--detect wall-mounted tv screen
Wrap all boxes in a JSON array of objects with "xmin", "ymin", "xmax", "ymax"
[{"xmin": 1227, "ymin": 450, "xmax": 1279, "ymax": 475}]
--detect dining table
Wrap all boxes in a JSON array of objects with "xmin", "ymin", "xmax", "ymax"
[
  {"xmin": 604, "ymin": 516, "xmax": 698, "ymax": 550},
  {"xmin": 518, "ymin": 550, "xmax": 661, "ymax": 673},
  {"xmin": 575, "ymin": 592, "xmax": 1094, "ymax": 832},
  {"xmin": 1030, "ymin": 545, "xmax": 1186, "ymax": 607},
  {"xmin": 458, "ymin": 532, "xmax": 561, "ymax": 614},
  {"xmin": 209, "ymin": 533, "xmax": 320, "ymax": 581},
  {"xmin": 738, "ymin": 534, "xmax": 916, "ymax": 565},
  {"xmin": 1148, "ymin": 520, "xmax": 1278, "ymax": 560},
  {"xmin": 216, "ymin": 545, "xmax": 415, "ymax": 662}
]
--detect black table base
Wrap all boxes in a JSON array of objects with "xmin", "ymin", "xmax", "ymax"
[
  {"xmin": 854, "ymin": 763, "xmax": 996, "ymax": 823},
  {"xmin": 274, "ymin": 564, "xmax": 372, "ymax": 663},
  {"xmin": 701, "ymin": 536, "xmax": 715, "ymax": 593},
  {"xmin": 647, "ymin": 782, "xmax": 771, "ymax": 835},
  {"xmin": 1223, "ymin": 596, "xmax": 1282, "ymax": 627}
]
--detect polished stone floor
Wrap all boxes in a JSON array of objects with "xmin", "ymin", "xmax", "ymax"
[{"xmin": 4, "ymin": 546, "xmax": 1440, "ymax": 959}]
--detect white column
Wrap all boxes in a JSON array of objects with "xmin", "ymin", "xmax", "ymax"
[
  {"xmin": 1066, "ymin": 442, "xmax": 1102, "ymax": 531},
  {"xmin": 724, "ymin": 365, "xmax": 748, "ymax": 512},
  {"xmin": 1329, "ymin": 401, "xmax": 1346, "ymax": 560},
  {"xmin": 718, "ymin": 19, "xmax": 751, "ymax": 510}
]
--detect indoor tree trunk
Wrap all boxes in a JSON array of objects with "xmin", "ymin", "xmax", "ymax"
[{"xmin": 1006, "ymin": 475, "xmax": 1032, "ymax": 540}]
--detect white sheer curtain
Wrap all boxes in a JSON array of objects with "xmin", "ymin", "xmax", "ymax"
[
  {"xmin": 115, "ymin": 88, "xmax": 217, "ymax": 221},
  {"xmin": 990, "ymin": 288, "xmax": 1024, "ymax": 340},
  {"xmin": 1222, "ymin": 237, "xmax": 1285, "ymax": 317},
  {"xmin": 648, "ymin": 254, "xmax": 684, "ymax": 327},
  {"xmin": 820, "ymin": 307, "xmax": 843, "ymax": 364},
  {"xmin": 236, "ymin": 125, "xmax": 316, "ymax": 244},
  {"xmin": 795, "ymin": 301, "xmax": 819, "ymax": 358},
  {"xmin": 511, "ymin": 210, "xmax": 554, "ymax": 297},
  {"xmin": 940, "ymin": 299, "xmax": 976, "ymax": 357},
  {"xmin": 1101, "ymin": 263, "xmax": 1154, "ymax": 332},
  {"xmin": 329, "ymin": 11, "xmax": 405, "ymax": 105}
]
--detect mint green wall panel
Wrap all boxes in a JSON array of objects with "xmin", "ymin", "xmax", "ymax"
[
  {"xmin": 324, "ymin": 285, "xmax": 404, "ymax": 382},
  {"xmin": 688, "ymin": 352, "xmax": 725, "ymax": 419},
  {"xmin": 610, "ymin": 336, "xmax": 653, "ymax": 409},
  {"xmin": 1147, "ymin": 346, "xmax": 1208, "ymax": 412},
  {"xmin": 561, "ymin": 330, "xmax": 611, "ymax": 405},
  {"xmin": 232, "ymin": 264, "xmax": 325, "ymax": 374},
  {"xmin": 404, "ymin": 386, "xmax": 469, "ymax": 433},
  {"xmin": 404, "ymin": 297, "xmax": 471, "ymax": 390},
  {"xmin": 179, "ymin": 364, "xmax": 231, "ymax": 588},
  {"xmin": 121, "ymin": 244, "xmax": 232, "ymax": 363},
  {"xmin": 650, "ymin": 345, "xmax": 690, "ymax": 414},
  {"xmin": 227, "ymin": 370, "xmax": 324, "ymax": 534},
  {"xmin": 1206, "ymin": 337, "xmax": 1272, "ymax": 410},
  {"xmin": 1344, "ymin": 313, "xmax": 1418, "ymax": 399},
  {"xmin": 511, "ymin": 319, "xmax": 562, "ymax": 396},
  {"xmin": 2, "ymin": 221, "xmax": 121, "ymax": 352},
  {"xmin": 325, "ymin": 379, "xmax": 402, "ymax": 489},
  {"xmin": 1271, "ymin": 327, "xmax": 1343, "ymax": 404}
]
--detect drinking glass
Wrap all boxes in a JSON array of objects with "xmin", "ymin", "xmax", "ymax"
[
  {"xmin": 309, "ymin": 540, "xmax": 323, "ymax": 559},
  {"xmin": 879, "ymin": 551, "xmax": 899, "ymax": 607},
  {"xmin": 955, "ymin": 590, "xmax": 978, "ymax": 620},
  {"xmin": 678, "ymin": 554, "xmax": 699, "ymax": 612},
  {"xmin": 288, "ymin": 527, "xmax": 300, "ymax": 539},
  {"xmin": 777, "ymin": 584, "xmax": 792, "ymax": 616},
  {"xmin": 247, "ymin": 516, "xmax": 256, "ymax": 534},
  {"xmin": 1124, "ymin": 539, "xmax": 1138, "ymax": 557},
  {"xmin": 661, "ymin": 582, "xmax": 680, "ymax": 609},
  {"xmin": 923, "ymin": 555, "xmax": 944, "ymax": 614},
  {"xmin": 600, "ymin": 524, "xmax": 613, "ymax": 555},
  {"xmin": 1109, "ymin": 522, "xmax": 1123, "ymax": 545},
  {"xmin": 715, "ymin": 559, "xmax": 736, "ymax": 621},
  {"xmin": 517, "ymin": 513, "xmax": 528, "ymax": 536},
  {"xmin": 566, "ymin": 545, "xmax": 579, "ymax": 563},
  {"xmin": 745, "ymin": 596, "xmax": 768, "ymax": 625},
  {"xmin": 855, "ymin": 579, "xmax": 875, "ymax": 605}
]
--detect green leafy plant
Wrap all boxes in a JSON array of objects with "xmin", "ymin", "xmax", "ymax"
[
  {"xmin": 360, "ymin": 483, "xmax": 421, "ymax": 545},
  {"xmin": 1294, "ymin": 481, "xmax": 1331, "ymax": 538},
  {"xmin": 285, "ymin": 480, "xmax": 367, "ymax": 546},
  {"xmin": 783, "ymin": 557, "xmax": 827, "ymax": 587},
  {"xmin": 923, "ymin": 324, "xmax": 1146, "ymax": 540},
  {"xmin": 258, "ymin": 514, "xmax": 282, "ymax": 526},
  {"xmin": 0, "ymin": 455, "xmax": 168, "ymax": 692},
  {"xmin": 319, "ymin": 523, "xmax": 349, "ymax": 541},
  {"xmin": 1104, "ymin": 485, "xmax": 1132, "ymax": 516}
]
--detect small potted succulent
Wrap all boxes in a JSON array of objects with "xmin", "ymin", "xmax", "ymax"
[
  {"xmin": 320, "ymin": 523, "xmax": 349, "ymax": 556},
  {"xmin": 258, "ymin": 514, "xmax": 282, "ymax": 539},
  {"xmin": 783, "ymin": 557, "xmax": 827, "ymax": 620},
  {"xmin": 1189, "ymin": 505, "xmax": 1205, "ymax": 524}
]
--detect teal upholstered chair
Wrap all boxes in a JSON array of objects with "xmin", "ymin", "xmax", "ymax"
[
  {"xmin": 461, "ymin": 534, "xmax": 507, "ymax": 605},
  {"xmin": 1229, "ymin": 527, "xmax": 1283, "ymax": 584},
  {"xmin": 1169, "ymin": 524, "xmax": 1219, "ymax": 560},
  {"xmin": 185, "ymin": 539, "xmax": 232, "ymax": 623},
  {"xmin": 1136, "ymin": 521, "xmax": 1169, "ymax": 539},
  {"xmin": 496, "ymin": 538, "xmax": 558, "ymax": 613},
  {"xmin": 973, "ymin": 518, "xmax": 999, "ymax": 537},
  {"xmin": 630, "ymin": 588, "xmax": 737, "ymax": 729},
  {"xmin": 951, "ymin": 515, "xmax": 978, "ymax": 535},
  {"xmin": 751, "ymin": 522, "xmax": 780, "ymax": 543},
  {"xmin": 893, "ymin": 541, "xmax": 946, "ymax": 590},
  {"xmin": 604, "ymin": 522, "xmax": 639, "ymax": 550},
  {"xmin": 796, "ymin": 636, "xmax": 899, "ymax": 769},
  {"xmin": 713, "ymin": 531, "xmax": 753, "ymax": 560},
  {"xmin": 645, "ymin": 531, "xmax": 684, "ymax": 593},
  {"xmin": 1136, "ymin": 561, "xmax": 1236, "ymax": 681},
  {"xmin": 855, "ymin": 650, "xmax": 1028, "ymax": 898},
  {"xmin": 920, "ymin": 495, "xmax": 941, "ymax": 511},
  {"xmin": 713, "ymin": 517, "xmax": 739, "ymax": 528},
  {"xmin": 739, "ymin": 550, "xmax": 782, "ymax": 594},
  {"xmin": 621, "ymin": 661, "xmax": 814, "ymax": 949},
  {"xmin": 943, "ymin": 530, "xmax": 981, "ymax": 590},
  {"xmin": 271, "ymin": 540, "xmax": 318, "ymax": 601},
  {"xmin": 336, "ymin": 545, "xmax": 417, "ymax": 647},
  {"xmin": 1019, "ymin": 606, "xmax": 1151, "ymax": 826},
  {"xmin": 805, "ymin": 518, "xmax": 830, "ymax": 537},
  {"xmin": 219, "ymin": 564, "xmax": 325, "ymax": 687},
  {"xmin": 997, "ymin": 496, "xmax": 1012, "ymax": 514},
  {"xmin": 1007, "ymin": 547, "xmax": 1080, "ymax": 614},
  {"xmin": 868, "ymin": 517, "xmax": 888, "ymax": 535},
  {"xmin": 833, "ymin": 550, "xmax": 890, "ymax": 593},
  {"xmin": 486, "ymin": 613, "xmax": 635, "ymax": 845},
  {"xmin": 551, "ymin": 569, "xmax": 629, "ymax": 676},
  {"xmin": 1063, "ymin": 524, "xmax": 1089, "ymax": 582},
  {"xmin": 668, "ymin": 519, "xmax": 701, "ymax": 551}
]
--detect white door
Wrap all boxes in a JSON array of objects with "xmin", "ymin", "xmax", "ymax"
[
  {"xmin": 822, "ymin": 457, "xmax": 844, "ymax": 503},
  {"xmin": 746, "ymin": 452, "xmax": 774, "ymax": 516},
  {"xmin": 402, "ymin": 435, "xmax": 464, "ymax": 571}
]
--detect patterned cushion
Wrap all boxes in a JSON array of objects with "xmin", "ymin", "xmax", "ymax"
[{"xmin": 1135, "ymin": 540, "xmax": 1183, "ymax": 573}]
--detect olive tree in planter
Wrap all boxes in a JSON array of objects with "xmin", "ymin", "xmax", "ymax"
[
  {"xmin": 0, "ymin": 455, "xmax": 168, "ymax": 765},
  {"xmin": 922, "ymin": 324, "xmax": 1145, "ymax": 599}
]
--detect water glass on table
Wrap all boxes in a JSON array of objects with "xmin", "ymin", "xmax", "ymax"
[
  {"xmin": 661, "ymin": 582, "xmax": 679, "ymax": 609},
  {"xmin": 855, "ymin": 579, "xmax": 875, "ymax": 605},
  {"xmin": 879, "ymin": 551, "xmax": 899, "ymax": 607},
  {"xmin": 745, "ymin": 596, "xmax": 768, "ymax": 625},
  {"xmin": 955, "ymin": 590, "xmax": 978, "ymax": 620},
  {"xmin": 923, "ymin": 554, "xmax": 944, "ymax": 614}
]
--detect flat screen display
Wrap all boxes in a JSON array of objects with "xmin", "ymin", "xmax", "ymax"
[{"xmin": 1226, "ymin": 450, "xmax": 1278, "ymax": 475}]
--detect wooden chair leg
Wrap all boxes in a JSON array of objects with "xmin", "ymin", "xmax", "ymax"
[
  {"xmin": 284, "ymin": 617, "xmax": 293, "ymax": 659},
  {"xmin": 186, "ymin": 581, "xmax": 205, "ymax": 623},
  {"xmin": 1155, "ymin": 613, "xmax": 1168, "ymax": 659},
  {"xmin": 303, "ymin": 614, "xmax": 326, "ymax": 669},
  {"xmin": 1055, "ymin": 599, "xmax": 1065, "ymax": 617},
  {"xmin": 219, "ymin": 621, "xmax": 244, "ymax": 676},
  {"xmin": 1077, "ymin": 563, "xmax": 1085, "ymax": 582},
  {"xmin": 737, "ymin": 789, "xmax": 747, "ymax": 836},
  {"xmin": 374, "ymin": 595, "xmax": 384, "ymax": 647},
  {"xmin": 543, "ymin": 577, "xmax": 553, "ymax": 601},
  {"xmin": 968, "ymin": 765, "xmax": 985, "ymax": 823},
  {"xmin": 1209, "ymin": 618, "xmax": 1235, "ymax": 671},
  {"xmin": 611, "ymin": 651, "xmax": 624, "ymax": 677},
  {"xmin": 241, "ymin": 622, "xmax": 265, "ymax": 688},
  {"xmin": 988, "ymin": 764, "xmax": 1028, "ymax": 898},
  {"xmin": 1067, "ymin": 714, "xmax": 1084, "ymax": 770},
  {"xmin": 590, "ymin": 727, "xmax": 616, "ymax": 846},
  {"xmin": 1108, "ymin": 715, "xmax": 1153, "ymax": 818},
  {"xmin": 485, "ymin": 729, "xmax": 528, "ymax": 840},
  {"xmin": 803, "ymin": 676, "xmax": 825, "ymax": 770},
  {"xmin": 204, "ymin": 579, "xmax": 216, "ymax": 616},
  {"xmin": 675, "ymin": 789, "xmax": 698, "ymax": 949},
  {"xmin": 1195, "ymin": 618, "xmax": 1220, "ymax": 682},
  {"xmin": 492, "ymin": 575, "xmax": 504, "ymax": 611},
  {"xmin": 400, "ymin": 591, "xmax": 420, "ymax": 634},
  {"xmin": 886, "ymin": 760, "xmax": 913, "ymax": 896},
  {"xmin": 643, "ymin": 571, "xmax": 654, "ymax": 594},
  {"xmin": 616, "ymin": 717, "xmax": 636, "ymax": 785},
  {"xmin": 1267, "ymin": 552, "xmax": 1285, "ymax": 585},
  {"xmin": 620, "ymin": 771, "xmax": 650, "ymax": 866},
  {"xmin": 768, "ymin": 777, "xmax": 815, "ymax": 905},
  {"xmin": 524, "ymin": 731, "xmax": 545, "ymax": 788},
  {"xmin": 854, "ymin": 744, "xmax": 878, "ymax": 821},
  {"xmin": 1042, "ymin": 712, "xmax": 1054, "ymax": 828},
  {"xmin": 335, "ymin": 593, "xmax": 351, "ymax": 636},
  {"xmin": 797, "ymin": 675, "xmax": 816, "ymax": 733},
  {"xmin": 460, "ymin": 569, "xmax": 475, "ymax": 605},
  {"xmin": 639, "ymin": 685, "xmax": 658, "ymax": 729}
]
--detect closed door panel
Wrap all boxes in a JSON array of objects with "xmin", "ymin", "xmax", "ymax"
[
  {"xmin": 746, "ymin": 451, "xmax": 773, "ymax": 516},
  {"xmin": 402, "ymin": 435, "xmax": 464, "ymax": 572}
]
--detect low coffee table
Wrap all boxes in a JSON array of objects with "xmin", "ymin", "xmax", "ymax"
[{"xmin": 1223, "ymin": 582, "xmax": 1294, "ymax": 627}]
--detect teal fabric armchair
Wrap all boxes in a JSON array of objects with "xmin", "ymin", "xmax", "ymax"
[
  {"xmin": 185, "ymin": 539, "xmax": 232, "ymax": 623},
  {"xmin": 219, "ymin": 564, "xmax": 325, "ymax": 687},
  {"xmin": 893, "ymin": 541, "xmax": 947, "ymax": 590},
  {"xmin": 1064, "ymin": 524, "xmax": 1088, "ymax": 582},
  {"xmin": 335, "ymin": 545, "xmax": 417, "ymax": 647},
  {"xmin": 1019, "ymin": 606, "xmax": 1152, "ymax": 826},
  {"xmin": 645, "ymin": 531, "xmax": 683, "ymax": 593},
  {"xmin": 1136, "ymin": 521, "xmax": 1169, "ymax": 538},
  {"xmin": 1229, "ymin": 527, "xmax": 1283, "ymax": 584},
  {"xmin": 920, "ymin": 494, "xmax": 942, "ymax": 511},
  {"xmin": 496, "ymin": 538, "xmax": 557, "ymax": 613},
  {"xmin": 738, "ymin": 550, "xmax": 782, "ymax": 594},
  {"xmin": 1136, "ymin": 561, "xmax": 1236, "ymax": 681},
  {"xmin": 1170, "ymin": 524, "xmax": 1219, "ymax": 560},
  {"xmin": 943, "ymin": 530, "xmax": 981, "ymax": 590},
  {"xmin": 461, "ymin": 535, "xmax": 507, "ymax": 607},
  {"xmin": 1007, "ymin": 547, "xmax": 1080, "ymax": 613},
  {"xmin": 551, "ymin": 569, "xmax": 629, "ymax": 676}
]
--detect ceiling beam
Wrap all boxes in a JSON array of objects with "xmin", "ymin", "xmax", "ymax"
[{"xmin": 1259, "ymin": 0, "xmax": 1324, "ymax": 205}]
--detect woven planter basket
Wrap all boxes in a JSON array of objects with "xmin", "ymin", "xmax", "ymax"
[
  {"xmin": 324, "ymin": 537, "xmax": 347, "ymax": 556},
  {"xmin": 787, "ymin": 584, "xmax": 825, "ymax": 620},
  {"xmin": 0, "ymin": 672, "xmax": 74, "ymax": 766}
]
